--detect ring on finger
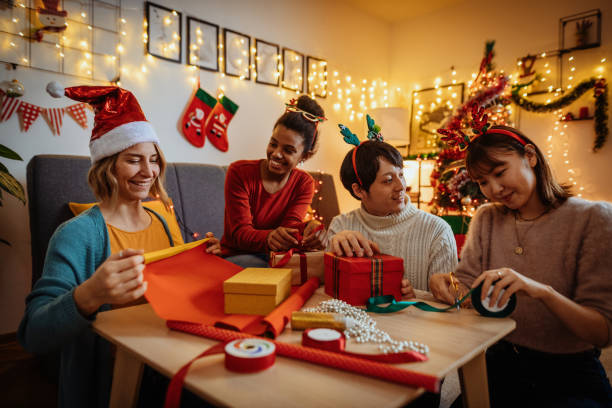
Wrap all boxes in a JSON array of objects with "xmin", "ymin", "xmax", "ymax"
[
  {"xmin": 119, "ymin": 250, "xmax": 123, "ymax": 258},
  {"xmin": 497, "ymin": 270, "xmax": 502, "ymax": 279}
]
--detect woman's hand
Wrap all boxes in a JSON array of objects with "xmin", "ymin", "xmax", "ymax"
[
  {"xmin": 429, "ymin": 273, "xmax": 456, "ymax": 305},
  {"xmin": 301, "ymin": 220, "xmax": 326, "ymax": 250},
  {"xmin": 204, "ymin": 232, "xmax": 222, "ymax": 255},
  {"xmin": 267, "ymin": 226, "xmax": 299, "ymax": 252},
  {"xmin": 330, "ymin": 230, "xmax": 380, "ymax": 257},
  {"xmin": 401, "ymin": 279, "xmax": 416, "ymax": 299},
  {"xmin": 73, "ymin": 249, "xmax": 147, "ymax": 317},
  {"xmin": 472, "ymin": 267, "xmax": 549, "ymax": 308},
  {"xmin": 430, "ymin": 273, "xmax": 472, "ymax": 307}
]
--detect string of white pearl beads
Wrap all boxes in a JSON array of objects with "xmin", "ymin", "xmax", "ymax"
[{"xmin": 302, "ymin": 298, "xmax": 429, "ymax": 355}]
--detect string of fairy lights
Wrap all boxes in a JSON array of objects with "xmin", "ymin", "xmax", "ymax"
[{"xmin": 4, "ymin": 1, "xmax": 125, "ymax": 80}]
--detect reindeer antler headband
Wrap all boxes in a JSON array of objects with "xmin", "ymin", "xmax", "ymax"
[
  {"xmin": 284, "ymin": 98, "xmax": 327, "ymax": 149},
  {"xmin": 338, "ymin": 114, "xmax": 384, "ymax": 186},
  {"xmin": 437, "ymin": 103, "xmax": 527, "ymax": 150}
]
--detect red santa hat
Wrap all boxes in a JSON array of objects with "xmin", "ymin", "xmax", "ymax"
[{"xmin": 47, "ymin": 81, "xmax": 159, "ymax": 163}]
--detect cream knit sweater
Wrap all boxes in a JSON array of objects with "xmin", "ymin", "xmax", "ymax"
[
  {"xmin": 327, "ymin": 203, "xmax": 458, "ymax": 291},
  {"xmin": 455, "ymin": 198, "xmax": 612, "ymax": 353}
]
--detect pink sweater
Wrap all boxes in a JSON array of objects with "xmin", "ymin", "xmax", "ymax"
[{"xmin": 455, "ymin": 197, "xmax": 612, "ymax": 353}]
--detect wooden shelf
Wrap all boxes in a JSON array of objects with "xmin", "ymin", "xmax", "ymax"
[{"xmin": 561, "ymin": 116, "xmax": 594, "ymax": 122}]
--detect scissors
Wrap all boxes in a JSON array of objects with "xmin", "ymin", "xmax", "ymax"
[{"xmin": 449, "ymin": 271, "xmax": 460, "ymax": 311}]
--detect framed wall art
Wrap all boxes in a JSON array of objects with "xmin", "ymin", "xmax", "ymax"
[
  {"xmin": 145, "ymin": 1, "xmax": 182, "ymax": 63},
  {"xmin": 187, "ymin": 17, "xmax": 218, "ymax": 71},
  {"xmin": 409, "ymin": 83, "xmax": 464, "ymax": 155},
  {"xmin": 223, "ymin": 28, "xmax": 250, "ymax": 79},
  {"xmin": 255, "ymin": 39, "xmax": 280, "ymax": 86},
  {"xmin": 282, "ymin": 48, "xmax": 304, "ymax": 92},
  {"xmin": 306, "ymin": 56, "xmax": 327, "ymax": 97}
]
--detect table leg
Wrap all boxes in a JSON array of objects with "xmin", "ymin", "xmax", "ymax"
[
  {"xmin": 458, "ymin": 351, "xmax": 490, "ymax": 408},
  {"xmin": 109, "ymin": 347, "xmax": 144, "ymax": 408}
]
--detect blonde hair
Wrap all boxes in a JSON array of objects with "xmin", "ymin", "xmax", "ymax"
[{"xmin": 87, "ymin": 144, "xmax": 171, "ymax": 210}]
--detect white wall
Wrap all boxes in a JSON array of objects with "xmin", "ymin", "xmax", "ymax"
[
  {"xmin": 0, "ymin": 0, "xmax": 391, "ymax": 334},
  {"xmin": 390, "ymin": 0, "xmax": 612, "ymax": 202}
]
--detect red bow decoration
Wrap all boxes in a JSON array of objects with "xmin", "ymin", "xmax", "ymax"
[
  {"xmin": 437, "ymin": 102, "xmax": 491, "ymax": 150},
  {"xmin": 594, "ymin": 78, "xmax": 607, "ymax": 97}
]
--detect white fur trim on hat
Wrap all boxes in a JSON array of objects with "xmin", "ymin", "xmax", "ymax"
[
  {"xmin": 46, "ymin": 81, "xmax": 65, "ymax": 98},
  {"xmin": 89, "ymin": 121, "xmax": 159, "ymax": 163}
]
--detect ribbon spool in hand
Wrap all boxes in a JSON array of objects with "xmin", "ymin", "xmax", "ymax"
[
  {"xmin": 224, "ymin": 338, "xmax": 276, "ymax": 373},
  {"xmin": 471, "ymin": 281, "xmax": 516, "ymax": 318}
]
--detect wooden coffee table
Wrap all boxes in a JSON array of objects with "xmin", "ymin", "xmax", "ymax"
[{"xmin": 93, "ymin": 288, "xmax": 515, "ymax": 407}]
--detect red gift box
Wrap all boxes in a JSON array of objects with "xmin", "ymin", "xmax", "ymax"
[{"xmin": 324, "ymin": 252, "xmax": 403, "ymax": 306}]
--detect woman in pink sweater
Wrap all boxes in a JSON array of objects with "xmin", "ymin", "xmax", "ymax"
[{"xmin": 430, "ymin": 125, "xmax": 612, "ymax": 407}]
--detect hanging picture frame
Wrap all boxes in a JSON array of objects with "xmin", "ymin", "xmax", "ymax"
[
  {"xmin": 306, "ymin": 56, "xmax": 327, "ymax": 98},
  {"xmin": 409, "ymin": 83, "xmax": 465, "ymax": 155},
  {"xmin": 145, "ymin": 1, "xmax": 182, "ymax": 63},
  {"xmin": 282, "ymin": 48, "xmax": 304, "ymax": 92},
  {"xmin": 186, "ymin": 17, "xmax": 219, "ymax": 71},
  {"xmin": 223, "ymin": 28, "xmax": 250, "ymax": 79},
  {"xmin": 516, "ymin": 53, "xmax": 560, "ymax": 96},
  {"xmin": 255, "ymin": 39, "xmax": 280, "ymax": 86},
  {"xmin": 559, "ymin": 9, "xmax": 601, "ymax": 52}
]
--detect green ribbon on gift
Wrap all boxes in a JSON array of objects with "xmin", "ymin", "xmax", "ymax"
[{"xmin": 366, "ymin": 282, "xmax": 516, "ymax": 318}]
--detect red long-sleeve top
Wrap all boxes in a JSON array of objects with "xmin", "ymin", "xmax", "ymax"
[{"xmin": 221, "ymin": 159, "xmax": 314, "ymax": 255}]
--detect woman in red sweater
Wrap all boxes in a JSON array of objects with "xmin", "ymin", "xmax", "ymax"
[{"xmin": 221, "ymin": 95, "xmax": 327, "ymax": 267}]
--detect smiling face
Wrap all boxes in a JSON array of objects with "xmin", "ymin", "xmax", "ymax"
[
  {"xmin": 472, "ymin": 148, "xmax": 538, "ymax": 211},
  {"xmin": 354, "ymin": 158, "xmax": 407, "ymax": 216},
  {"xmin": 113, "ymin": 142, "xmax": 160, "ymax": 203},
  {"xmin": 265, "ymin": 124, "xmax": 307, "ymax": 177}
]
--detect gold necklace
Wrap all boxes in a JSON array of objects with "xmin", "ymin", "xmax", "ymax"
[
  {"xmin": 513, "ymin": 208, "xmax": 550, "ymax": 255},
  {"xmin": 514, "ymin": 208, "xmax": 550, "ymax": 255}
]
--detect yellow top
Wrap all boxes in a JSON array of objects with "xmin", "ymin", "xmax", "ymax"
[{"xmin": 108, "ymin": 212, "xmax": 184, "ymax": 254}]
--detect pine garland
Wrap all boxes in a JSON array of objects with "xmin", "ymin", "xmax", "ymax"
[{"xmin": 511, "ymin": 77, "xmax": 609, "ymax": 151}]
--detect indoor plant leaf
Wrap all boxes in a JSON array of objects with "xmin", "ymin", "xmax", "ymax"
[
  {"xmin": 0, "ymin": 170, "xmax": 26, "ymax": 204},
  {"xmin": 0, "ymin": 144, "xmax": 23, "ymax": 161}
]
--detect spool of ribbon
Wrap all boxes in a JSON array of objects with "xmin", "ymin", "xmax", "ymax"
[
  {"xmin": 366, "ymin": 281, "xmax": 516, "ymax": 318},
  {"xmin": 302, "ymin": 328, "xmax": 346, "ymax": 352},
  {"xmin": 225, "ymin": 338, "xmax": 276, "ymax": 373}
]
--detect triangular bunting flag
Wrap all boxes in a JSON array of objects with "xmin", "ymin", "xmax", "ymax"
[
  {"xmin": 0, "ymin": 95, "xmax": 22, "ymax": 122},
  {"xmin": 17, "ymin": 102, "xmax": 43, "ymax": 132},
  {"xmin": 65, "ymin": 103, "xmax": 89, "ymax": 128},
  {"xmin": 42, "ymin": 107, "xmax": 65, "ymax": 136}
]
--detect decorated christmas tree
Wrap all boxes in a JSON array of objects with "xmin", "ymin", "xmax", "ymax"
[{"xmin": 430, "ymin": 41, "xmax": 513, "ymax": 215}]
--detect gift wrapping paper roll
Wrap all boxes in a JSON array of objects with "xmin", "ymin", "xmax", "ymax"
[
  {"xmin": 224, "ymin": 338, "xmax": 276, "ymax": 373},
  {"xmin": 302, "ymin": 328, "xmax": 346, "ymax": 352}
]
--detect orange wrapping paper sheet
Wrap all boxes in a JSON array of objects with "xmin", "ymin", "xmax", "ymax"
[{"xmin": 143, "ymin": 240, "xmax": 319, "ymax": 337}]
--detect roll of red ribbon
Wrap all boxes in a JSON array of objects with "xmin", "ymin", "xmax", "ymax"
[
  {"xmin": 302, "ymin": 328, "xmax": 346, "ymax": 352},
  {"xmin": 224, "ymin": 338, "xmax": 276, "ymax": 373}
]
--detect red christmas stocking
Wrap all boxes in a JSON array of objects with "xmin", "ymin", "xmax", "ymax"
[
  {"xmin": 203, "ymin": 96, "xmax": 239, "ymax": 152},
  {"xmin": 181, "ymin": 88, "xmax": 217, "ymax": 147}
]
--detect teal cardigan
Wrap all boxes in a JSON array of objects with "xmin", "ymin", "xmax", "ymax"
[{"xmin": 18, "ymin": 205, "xmax": 173, "ymax": 408}]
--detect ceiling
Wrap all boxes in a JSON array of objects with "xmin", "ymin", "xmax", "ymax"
[{"xmin": 339, "ymin": 0, "xmax": 466, "ymax": 23}]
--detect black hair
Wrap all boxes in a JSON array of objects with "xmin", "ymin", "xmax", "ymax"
[
  {"xmin": 274, "ymin": 95, "xmax": 325, "ymax": 158},
  {"xmin": 466, "ymin": 125, "xmax": 572, "ymax": 208},
  {"xmin": 340, "ymin": 141, "xmax": 403, "ymax": 200}
]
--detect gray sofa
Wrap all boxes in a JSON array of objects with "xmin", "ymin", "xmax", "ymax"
[{"xmin": 27, "ymin": 155, "xmax": 340, "ymax": 286}]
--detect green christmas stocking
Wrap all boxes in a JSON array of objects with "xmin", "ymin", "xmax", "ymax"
[
  {"xmin": 182, "ymin": 88, "xmax": 217, "ymax": 147},
  {"xmin": 203, "ymin": 95, "xmax": 239, "ymax": 152}
]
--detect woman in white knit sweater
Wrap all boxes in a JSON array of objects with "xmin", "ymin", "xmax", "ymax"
[
  {"xmin": 430, "ymin": 125, "xmax": 612, "ymax": 407},
  {"xmin": 327, "ymin": 140, "xmax": 458, "ymax": 295}
]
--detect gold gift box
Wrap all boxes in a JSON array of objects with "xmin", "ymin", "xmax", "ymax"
[{"xmin": 223, "ymin": 267, "xmax": 292, "ymax": 315}]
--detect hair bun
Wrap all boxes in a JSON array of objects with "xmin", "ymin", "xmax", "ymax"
[{"xmin": 296, "ymin": 94, "xmax": 325, "ymax": 117}]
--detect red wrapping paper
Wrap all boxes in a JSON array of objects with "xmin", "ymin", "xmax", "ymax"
[{"xmin": 143, "ymin": 242, "xmax": 319, "ymax": 337}]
